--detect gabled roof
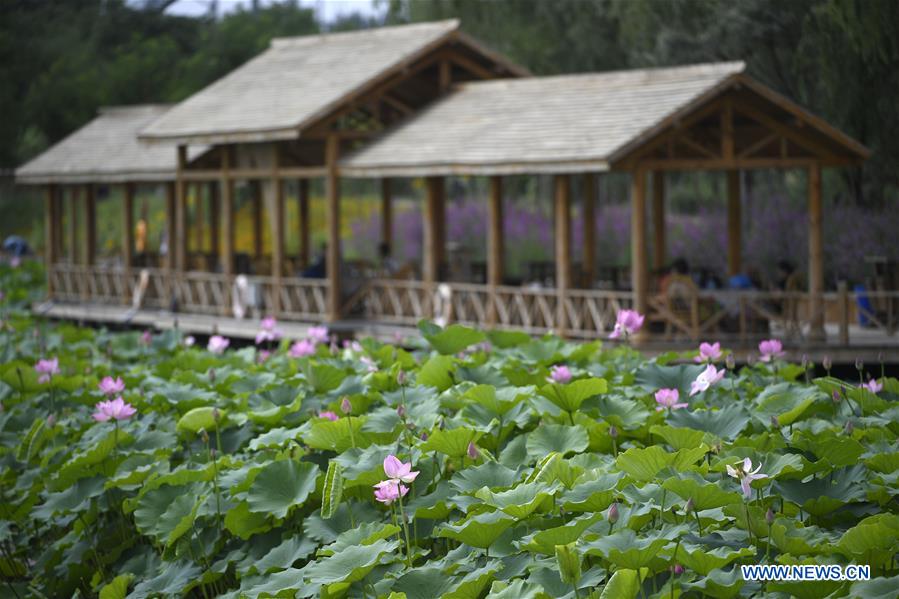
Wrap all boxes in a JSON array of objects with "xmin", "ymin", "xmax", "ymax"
[
  {"xmin": 140, "ymin": 20, "xmax": 525, "ymax": 145},
  {"xmin": 339, "ymin": 61, "xmax": 868, "ymax": 177},
  {"xmin": 16, "ymin": 105, "xmax": 196, "ymax": 184}
]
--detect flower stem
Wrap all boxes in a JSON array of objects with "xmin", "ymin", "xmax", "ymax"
[
  {"xmin": 396, "ymin": 496, "xmax": 413, "ymax": 568},
  {"xmin": 347, "ymin": 415, "xmax": 356, "ymax": 449}
]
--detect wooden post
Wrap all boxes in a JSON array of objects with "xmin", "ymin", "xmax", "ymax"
[
  {"xmin": 83, "ymin": 184, "xmax": 96, "ymax": 266},
  {"xmin": 838, "ymin": 280, "xmax": 849, "ymax": 346},
  {"xmin": 808, "ymin": 163, "xmax": 825, "ymax": 341},
  {"xmin": 69, "ymin": 187, "xmax": 79, "ymax": 264},
  {"xmin": 298, "ymin": 179, "xmax": 310, "ymax": 268},
  {"xmin": 221, "ymin": 147, "xmax": 234, "ymax": 278},
  {"xmin": 423, "ymin": 176, "xmax": 444, "ymax": 287},
  {"xmin": 252, "ymin": 182, "xmax": 263, "ymax": 259},
  {"xmin": 651, "ymin": 171, "xmax": 666, "ymax": 272},
  {"xmin": 325, "ymin": 134, "xmax": 341, "ymax": 321},
  {"xmin": 194, "ymin": 183, "xmax": 205, "ymax": 254},
  {"xmin": 487, "ymin": 176, "xmax": 503, "ymax": 325},
  {"xmin": 175, "ymin": 146, "xmax": 188, "ymax": 272},
  {"xmin": 583, "ymin": 173, "xmax": 596, "ymax": 288},
  {"xmin": 554, "ymin": 174, "xmax": 571, "ymax": 335},
  {"xmin": 164, "ymin": 182, "xmax": 176, "ymax": 271},
  {"xmin": 208, "ymin": 181, "xmax": 220, "ymax": 261},
  {"xmin": 123, "ymin": 183, "xmax": 134, "ymax": 269},
  {"xmin": 439, "ymin": 59, "xmax": 452, "ymax": 92},
  {"xmin": 44, "ymin": 185, "xmax": 57, "ymax": 297},
  {"xmin": 381, "ymin": 178, "xmax": 392, "ymax": 246},
  {"xmin": 631, "ymin": 170, "xmax": 648, "ymax": 341},
  {"xmin": 726, "ymin": 170, "xmax": 741, "ymax": 277},
  {"xmin": 271, "ymin": 177, "xmax": 284, "ymax": 315}
]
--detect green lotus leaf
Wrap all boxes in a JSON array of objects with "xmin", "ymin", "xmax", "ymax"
[
  {"xmin": 599, "ymin": 568, "xmax": 641, "ymax": 599},
  {"xmin": 392, "ymin": 560, "xmax": 501, "ymax": 599},
  {"xmin": 681, "ymin": 567, "xmax": 743, "ymax": 599},
  {"xmin": 99, "ymin": 573, "xmax": 133, "ymax": 599},
  {"xmin": 302, "ymin": 416, "xmax": 371, "ymax": 452},
  {"xmin": 560, "ymin": 473, "xmax": 623, "ymax": 512},
  {"xmin": 667, "ymin": 404, "xmax": 751, "ymax": 440},
  {"xmin": 407, "ymin": 481, "xmax": 458, "ymax": 519},
  {"xmin": 319, "ymin": 522, "xmax": 401, "ymax": 557},
  {"xmin": 437, "ymin": 510, "xmax": 517, "ymax": 549},
  {"xmin": 848, "ymin": 575, "xmax": 899, "ymax": 599},
  {"xmin": 486, "ymin": 330, "xmax": 531, "ymax": 348},
  {"xmin": 419, "ymin": 321, "xmax": 486, "ymax": 355},
  {"xmin": 649, "ymin": 424, "xmax": 708, "ymax": 450},
  {"xmin": 525, "ymin": 424, "xmax": 588, "ymax": 458},
  {"xmin": 539, "ymin": 377, "xmax": 607, "ymax": 413},
  {"xmin": 554, "ymin": 542, "xmax": 582, "ymax": 586},
  {"xmin": 662, "ymin": 475, "xmax": 743, "ymax": 511},
  {"xmin": 615, "ymin": 445, "xmax": 706, "ymax": 481},
  {"xmin": 486, "ymin": 579, "xmax": 550, "ymax": 599},
  {"xmin": 593, "ymin": 395, "xmax": 651, "ymax": 429},
  {"xmin": 32, "ymin": 476, "xmax": 106, "ymax": 519},
  {"xmin": 305, "ymin": 538, "xmax": 400, "ymax": 585},
  {"xmin": 246, "ymin": 459, "xmax": 319, "ymax": 519},
  {"xmin": 769, "ymin": 518, "xmax": 839, "ymax": 556},
  {"xmin": 421, "ymin": 427, "xmax": 484, "ymax": 457},
  {"xmin": 752, "ymin": 382, "xmax": 820, "ymax": 426},
  {"xmin": 228, "ymin": 568, "xmax": 315, "ymax": 599},
  {"xmin": 52, "ymin": 428, "xmax": 133, "ymax": 489},
  {"xmin": 774, "ymin": 465, "xmax": 867, "ymax": 516},
  {"xmin": 247, "ymin": 425, "xmax": 303, "ymax": 450},
  {"xmin": 517, "ymin": 512, "xmax": 604, "ymax": 554},
  {"xmin": 837, "ymin": 512, "xmax": 899, "ymax": 558},
  {"xmin": 303, "ymin": 362, "xmax": 346, "ymax": 393},
  {"xmin": 636, "ymin": 363, "xmax": 706, "ymax": 399},
  {"xmin": 478, "ymin": 482, "xmax": 559, "ymax": 519},
  {"xmin": 865, "ymin": 451, "xmax": 899, "ymax": 473},
  {"xmin": 670, "ymin": 543, "xmax": 753, "ymax": 575},
  {"xmin": 583, "ymin": 528, "xmax": 674, "ymax": 569},
  {"xmin": 416, "ymin": 354, "xmax": 457, "ymax": 391},
  {"xmin": 248, "ymin": 536, "xmax": 317, "ymax": 575},
  {"xmin": 463, "ymin": 384, "xmax": 523, "ymax": 416},
  {"xmin": 176, "ymin": 406, "xmax": 227, "ymax": 435},
  {"xmin": 128, "ymin": 560, "xmax": 202, "ymax": 599}
]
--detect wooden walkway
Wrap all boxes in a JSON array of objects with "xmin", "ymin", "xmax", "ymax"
[{"xmin": 34, "ymin": 301, "xmax": 899, "ymax": 362}]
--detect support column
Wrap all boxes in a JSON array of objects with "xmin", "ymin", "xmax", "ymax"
[
  {"xmin": 554, "ymin": 174, "xmax": 571, "ymax": 335},
  {"xmin": 487, "ymin": 176, "xmax": 504, "ymax": 325},
  {"xmin": 164, "ymin": 182, "xmax": 176, "ymax": 271},
  {"xmin": 83, "ymin": 184, "xmax": 96, "ymax": 266},
  {"xmin": 423, "ymin": 176, "xmax": 444, "ymax": 286},
  {"xmin": 298, "ymin": 179, "xmax": 310, "ymax": 268},
  {"xmin": 221, "ymin": 147, "xmax": 234, "ymax": 278},
  {"xmin": 583, "ymin": 173, "xmax": 597, "ymax": 287},
  {"xmin": 194, "ymin": 183, "xmax": 205, "ymax": 255},
  {"xmin": 69, "ymin": 187, "xmax": 79, "ymax": 264},
  {"xmin": 381, "ymin": 178, "xmax": 392, "ymax": 246},
  {"xmin": 123, "ymin": 183, "xmax": 134, "ymax": 269},
  {"xmin": 175, "ymin": 146, "xmax": 188, "ymax": 273},
  {"xmin": 727, "ymin": 170, "xmax": 741, "ymax": 277},
  {"xmin": 631, "ymin": 169, "xmax": 648, "ymax": 341},
  {"xmin": 208, "ymin": 181, "xmax": 220, "ymax": 261},
  {"xmin": 325, "ymin": 134, "xmax": 341, "ymax": 321},
  {"xmin": 252, "ymin": 182, "xmax": 263, "ymax": 259},
  {"xmin": 44, "ymin": 185, "xmax": 58, "ymax": 297},
  {"xmin": 808, "ymin": 163, "xmax": 825, "ymax": 340},
  {"xmin": 652, "ymin": 171, "xmax": 666, "ymax": 272},
  {"xmin": 271, "ymin": 177, "xmax": 284, "ymax": 315}
]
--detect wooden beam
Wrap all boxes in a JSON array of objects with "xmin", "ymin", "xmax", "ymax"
[
  {"xmin": 194, "ymin": 182, "xmax": 205, "ymax": 254},
  {"xmin": 582, "ymin": 173, "xmax": 596, "ymax": 287},
  {"xmin": 731, "ymin": 97, "xmax": 839, "ymax": 161},
  {"xmin": 271, "ymin": 175, "xmax": 285, "ymax": 315},
  {"xmin": 181, "ymin": 166, "xmax": 327, "ymax": 181},
  {"xmin": 439, "ymin": 59, "xmax": 452, "ymax": 92},
  {"xmin": 487, "ymin": 175, "xmax": 504, "ymax": 287},
  {"xmin": 554, "ymin": 174, "xmax": 571, "ymax": 335},
  {"xmin": 298, "ymin": 179, "xmax": 310, "ymax": 268},
  {"xmin": 737, "ymin": 131, "xmax": 779, "ymax": 158},
  {"xmin": 44, "ymin": 185, "xmax": 57, "ymax": 297},
  {"xmin": 651, "ymin": 171, "xmax": 666, "ymax": 271},
  {"xmin": 83, "ymin": 184, "xmax": 96, "ymax": 266},
  {"xmin": 208, "ymin": 181, "xmax": 220, "ymax": 259},
  {"xmin": 123, "ymin": 183, "xmax": 134, "ymax": 270},
  {"xmin": 722, "ymin": 99, "xmax": 734, "ymax": 160},
  {"xmin": 252, "ymin": 182, "xmax": 263, "ymax": 258},
  {"xmin": 220, "ymin": 171, "xmax": 234, "ymax": 279},
  {"xmin": 381, "ymin": 178, "xmax": 392, "ymax": 246},
  {"xmin": 423, "ymin": 176, "xmax": 444, "ymax": 286},
  {"xmin": 634, "ymin": 157, "xmax": 822, "ymax": 171},
  {"xmin": 726, "ymin": 170, "xmax": 741, "ymax": 277},
  {"xmin": 808, "ymin": 163, "xmax": 825, "ymax": 340},
  {"xmin": 325, "ymin": 134, "xmax": 341, "ymax": 321},
  {"xmin": 69, "ymin": 187, "xmax": 78, "ymax": 264},
  {"xmin": 164, "ymin": 182, "xmax": 176, "ymax": 272},
  {"xmin": 631, "ymin": 170, "xmax": 648, "ymax": 341}
]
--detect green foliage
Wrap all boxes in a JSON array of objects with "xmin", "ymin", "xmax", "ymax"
[{"xmin": 1, "ymin": 274, "xmax": 898, "ymax": 597}]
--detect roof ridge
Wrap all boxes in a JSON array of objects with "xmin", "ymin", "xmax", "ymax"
[
  {"xmin": 270, "ymin": 19, "xmax": 459, "ymax": 48},
  {"xmin": 97, "ymin": 104, "xmax": 173, "ymax": 115}
]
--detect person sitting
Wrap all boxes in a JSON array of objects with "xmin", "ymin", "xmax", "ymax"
[
  {"xmin": 302, "ymin": 243, "xmax": 327, "ymax": 279},
  {"xmin": 378, "ymin": 242, "xmax": 399, "ymax": 276}
]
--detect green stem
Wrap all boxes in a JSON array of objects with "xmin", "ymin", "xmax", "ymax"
[
  {"xmin": 693, "ymin": 508, "xmax": 704, "ymax": 536},
  {"xmin": 347, "ymin": 415, "xmax": 356, "ymax": 449},
  {"xmin": 568, "ymin": 410, "xmax": 575, "ymax": 426},
  {"xmin": 743, "ymin": 502, "xmax": 754, "ymax": 546},
  {"xmin": 397, "ymin": 494, "xmax": 413, "ymax": 568}
]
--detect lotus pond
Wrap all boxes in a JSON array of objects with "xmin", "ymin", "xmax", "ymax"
[{"xmin": 1, "ymin": 262, "xmax": 899, "ymax": 598}]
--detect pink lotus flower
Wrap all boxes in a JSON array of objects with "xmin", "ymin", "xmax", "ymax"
[
  {"xmin": 92, "ymin": 396, "xmax": 137, "ymax": 422},
  {"xmin": 655, "ymin": 388, "xmax": 688, "ymax": 411},
  {"xmin": 467, "ymin": 441, "xmax": 479, "ymax": 460},
  {"xmin": 360, "ymin": 356, "xmax": 378, "ymax": 373},
  {"xmin": 383, "ymin": 454, "xmax": 419, "ymax": 484},
  {"xmin": 609, "ymin": 309, "xmax": 644, "ymax": 339},
  {"xmin": 690, "ymin": 364, "xmax": 726, "ymax": 396},
  {"xmin": 255, "ymin": 316, "xmax": 283, "ymax": 345},
  {"xmin": 289, "ymin": 339, "xmax": 316, "ymax": 358},
  {"xmin": 726, "ymin": 457, "xmax": 768, "ymax": 499},
  {"xmin": 547, "ymin": 365, "xmax": 572, "ymax": 384},
  {"xmin": 258, "ymin": 350, "xmax": 271, "ymax": 363},
  {"xmin": 98, "ymin": 376, "xmax": 126, "ymax": 396},
  {"xmin": 208, "ymin": 335, "xmax": 230, "ymax": 354},
  {"xmin": 758, "ymin": 339, "xmax": 785, "ymax": 362},
  {"xmin": 35, "ymin": 358, "xmax": 59, "ymax": 384},
  {"xmin": 861, "ymin": 379, "xmax": 883, "ymax": 393},
  {"xmin": 694, "ymin": 342, "xmax": 722, "ymax": 363},
  {"xmin": 141, "ymin": 330, "xmax": 153, "ymax": 346},
  {"xmin": 318, "ymin": 411, "xmax": 339, "ymax": 421},
  {"xmin": 373, "ymin": 479, "xmax": 408, "ymax": 505},
  {"xmin": 308, "ymin": 326, "xmax": 329, "ymax": 345},
  {"xmin": 184, "ymin": 336, "xmax": 196, "ymax": 347}
]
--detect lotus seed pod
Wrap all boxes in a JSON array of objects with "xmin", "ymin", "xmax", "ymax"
[
  {"xmin": 766, "ymin": 507, "xmax": 775, "ymax": 525},
  {"xmin": 608, "ymin": 502, "xmax": 619, "ymax": 524}
]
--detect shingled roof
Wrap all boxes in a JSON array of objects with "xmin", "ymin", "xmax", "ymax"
[
  {"xmin": 338, "ymin": 62, "xmax": 750, "ymax": 176},
  {"xmin": 140, "ymin": 20, "xmax": 525, "ymax": 145},
  {"xmin": 15, "ymin": 105, "xmax": 192, "ymax": 184}
]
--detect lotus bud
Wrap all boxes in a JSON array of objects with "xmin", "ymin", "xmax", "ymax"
[
  {"xmin": 745, "ymin": 354, "xmax": 755, "ymax": 366},
  {"xmin": 210, "ymin": 447, "xmax": 217, "ymax": 459},
  {"xmin": 845, "ymin": 420, "xmax": 854, "ymax": 435},
  {"xmin": 608, "ymin": 425, "xmax": 618, "ymax": 439},
  {"xmin": 855, "ymin": 358, "xmax": 863, "ymax": 372},
  {"xmin": 725, "ymin": 354, "xmax": 736, "ymax": 371},
  {"xmin": 770, "ymin": 415, "xmax": 780, "ymax": 429},
  {"xmin": 801, "ymin": 354, "xmax": 809, "ymax": 369},
  {"xmin": 208, "ymin": 368, "xmax": 216, "ymax": 383},
  {"xmin": 878, "ymin": 352, "xmax": 884, "ymax": 365},
  {"xmin": 822, "ymin": 355, "xmax": 832, "ymax": 372},
  {"xmin": 673, "ymin": 564, "xmax": 685, "ymax": 575},
  {"xmin": 467, "ymin": 441, "xmax": 478, "ymax": 460},
  {"xmin": 766, "ymin": 507, "xmax": 775, "ymax": 525},
  {"xmin": 397, "ymin": 404, "xmax": 406, "ymax": 418},
  {"xmin": 212, "ymin": 407, "xmax": 221, "ymax": 423},
  {"xmin": 607, "ymin": 502, "xmax": 619, "ymax": 524},
  {"xmin": 685, "ymin": 497, "xmax": 694, "ymax": 514},
  {"xmin": 397, "ymin": 370, "xmax": 407, "ymax": 386},
  {"xmin": 713, "ymin": 442, "xmax": 722, "ymax": 454},
  {"xmin": 420, "ymin": 431, "xmax": 429, "ymax": 441},
  {"xmin": 46, "ymin": 414, "xmax": 56, "ymax": 428},
  {"xmin": 832, "ymin": 390, "xmax": 841, "ymax": 404},
  {"xmin": 200, "ymin": 428, "xmax": 209, "ymax": 444},
  {"xmin": 340, "ymin": 397, "xmax": 352, "ymax": 415}
]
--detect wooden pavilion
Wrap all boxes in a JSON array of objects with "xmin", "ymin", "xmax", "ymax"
[{"xmin": 18, "ymin": 21, "xmax": 887, "ymax": 348}]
